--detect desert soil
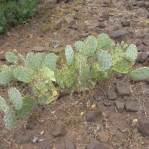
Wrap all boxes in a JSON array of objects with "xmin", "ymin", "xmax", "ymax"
[{"xmin": 0, "ymin": 0, "xmax": 149, "ymax": 149}]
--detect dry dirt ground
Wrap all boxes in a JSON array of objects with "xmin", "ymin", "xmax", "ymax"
[{"xmin": 0, "ymin": 0, "xmax": 149, "ymax": 149}]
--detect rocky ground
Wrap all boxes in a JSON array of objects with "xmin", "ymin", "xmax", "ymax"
[{"xmin": 0, "ymin": 0, "xmax": 149, "ymax": 149}]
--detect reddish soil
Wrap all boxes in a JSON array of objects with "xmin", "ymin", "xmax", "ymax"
[{"xmin": 0, "ymin": 0, "xmax": 149, "ymax": 149}]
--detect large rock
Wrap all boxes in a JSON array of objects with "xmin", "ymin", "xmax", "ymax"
[{"xmin": 86, "ymin": 111, "xmax": 102, "ymax": 122}]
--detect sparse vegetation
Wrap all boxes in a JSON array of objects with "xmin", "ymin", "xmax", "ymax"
[
  {"xmin": 0, "ymin": 33, "xmax": 149, "ymax": 129},
  {"xmin": 0, "ymin": 0, "xmax": 37, "ymax": 33}
]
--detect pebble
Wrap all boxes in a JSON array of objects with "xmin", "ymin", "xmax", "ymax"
[{"xmin": 52, "ymin": 123, "xmax": 66, "ymax": 137}]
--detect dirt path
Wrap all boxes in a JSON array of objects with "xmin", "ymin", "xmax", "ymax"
[{"xmin": 0, "ymin": 0, "xmax": 149, "ymax": 149}]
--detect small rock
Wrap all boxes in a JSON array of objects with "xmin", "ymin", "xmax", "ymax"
[
  {"xmin": 146, "ymin": 80, "xmax": 149, "ymax": 84},
  {"xmin": 86, "ymin": 111, "xmax": 97, "ymax": 122},
  {"xmin": 125, "ymin": 102, "xmax": 139, "ymax": 112},
  {"xmin": 107, "ymin": 88, "xmax": 117, "ymax": 100},
  {"xmin": 52, "ymin": 123, "xmax": 66, "ymax": 137},
  {"xmin": 98, "ymin": 22, "xmax": 106, "ymax": 28},
  {"xmin": 80, "ymin": 112, "xmax": 84, "ymax": 116},
  {"xmin": 54, "ymin": 137, "xmax": 76, "ymax": 149},
  {"xmin": 137, "ymin": 44, "xmax": 146, "ymax": 52},
  {"xmin": 32, "ymin": 136, "xmax": 39, "ymax": 144},
  {"xmin": 132, "ymin": 118, "xmax": 138, "ymax": 127},
  {"xmin": 86, "ymin": 111, "xmax": 102, "ymax": 122},
  {"xmin": 0, "ymin": 54, "xmax": 5, "ymax": 61},
  {"xmin": 116, "ymin": 81, "xmax": 131, "ymax": 96},
  {"xmin": 91, "ymin": 104, "xmax": 96, "ymax": 109},
  {"xmin": 115, "ymin": 101, "xmax": 125, "ymax": 112},
  {"xmin": 111, "ymin": 30, "xmax": 128, "ymax": 40},
  {"xmin": 86, "ymin": 141, "xmax": 112, "ymax": 149},
  {"xmin": 137, "ymin": 52, "xmax": 149, "ymax": 63},
  {"xmin": 40, "ymin": 130, "xmax": 45, "ymax": 135},
  {"xmin": 138, "ymin": 121, "xmax": 149, "ymax": 137}
]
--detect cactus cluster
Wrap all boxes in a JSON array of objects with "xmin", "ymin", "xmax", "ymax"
[{"xmin": 0, "ymin": 33, "xmax": 149, "ymax": 129}]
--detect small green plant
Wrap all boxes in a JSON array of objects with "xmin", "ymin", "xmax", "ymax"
[
  {"xmin": 0, "ymin": 0, "xmax": 37, "ymax": 33},
  {"xmin": 0, "ymin": 33, "xmax": 149, "ymax": 129}
]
